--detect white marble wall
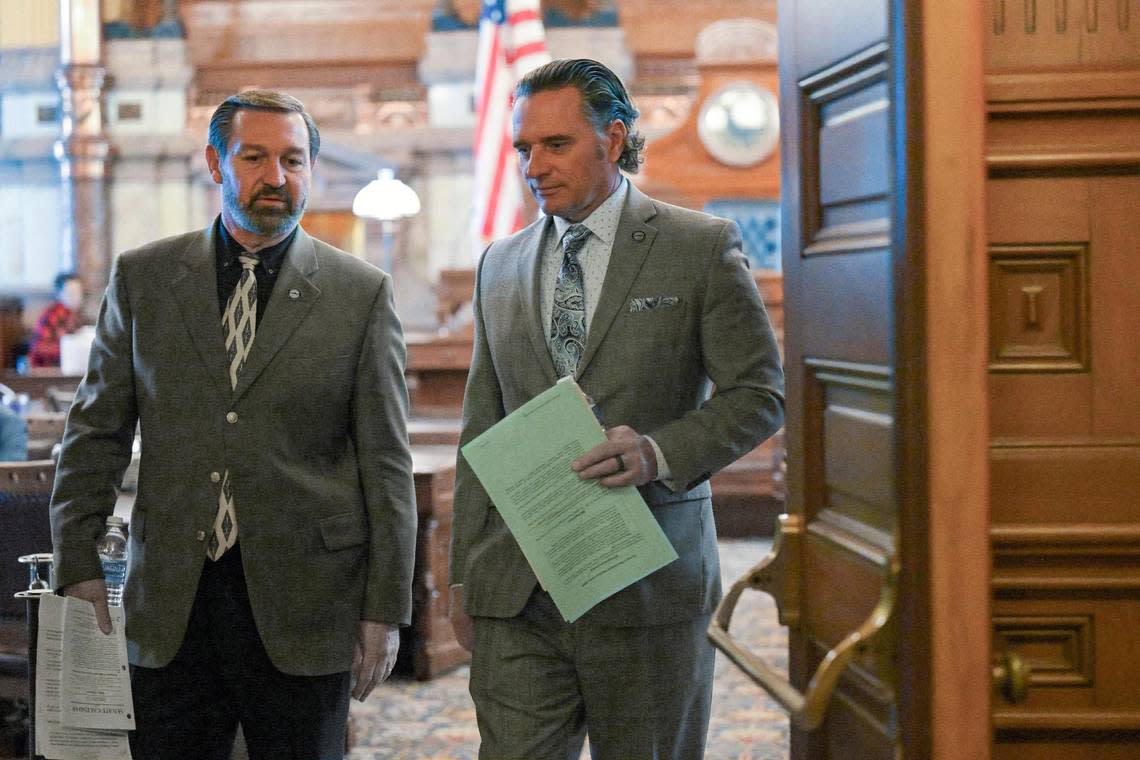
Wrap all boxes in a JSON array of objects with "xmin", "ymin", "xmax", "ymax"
[
  {"xmin": 0, "ymin": 92, "xmax": 61, "ymax": 139},
  {"xmin": 0, "ymin": 159, "xmax": 62, "ymax": 290},
  {"xmin": 109, "ymin": 161, "xmax": 202, "ymax": 255}
]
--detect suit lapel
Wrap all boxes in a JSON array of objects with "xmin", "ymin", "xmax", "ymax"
[
  {"xmin": 170, "ymin": 226, "xmax": 232, "ymax": 401},
  {"xmin": 516, "ymin": 218, "xmax": 559, "ymax": 384},
  {"xmin": 232, "ymin": 229, "xmax": 321, "ymax": 400},
  {"xmin": 577, "ymin": 185, "xmax": 658, "ymax": 376}
]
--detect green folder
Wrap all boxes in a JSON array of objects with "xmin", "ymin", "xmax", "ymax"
[{"xmin": 461, "ymin": 377, "xmax": 678, "ymax": 622}]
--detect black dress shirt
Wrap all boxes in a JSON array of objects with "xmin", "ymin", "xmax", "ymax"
[{"xmin": 214, "ymin": 217, "xmax": 297, "ymax": 319}]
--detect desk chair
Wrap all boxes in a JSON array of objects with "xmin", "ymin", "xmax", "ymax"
[
  {"xmin": 44, "ymin": 387, "xmax": 75, "ymax": 414},
  {"xmin": 0, "ymin": 460, "xmax": 55, "ymax": 755},
  {"xmin": 22, "ymin": 414, "xmax": 67, "ymax": 463}
]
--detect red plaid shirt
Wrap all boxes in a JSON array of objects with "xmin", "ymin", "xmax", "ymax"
[{"xmin": 29, "ymin": 301, "xmax": 84, "ymax": 368}]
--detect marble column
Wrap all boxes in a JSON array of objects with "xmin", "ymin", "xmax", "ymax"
[{"xmin": 54, "ymin": 0, "xmax": 110, "ymax": 319}]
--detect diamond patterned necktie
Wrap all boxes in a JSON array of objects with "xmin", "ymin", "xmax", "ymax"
[
  {"xmin": 550, "ymin": 224, "xmax": 590, "ymax": 378},
  {"xmin": 210, "ymin": 252, "xmax": 260, "ymax": 560}
]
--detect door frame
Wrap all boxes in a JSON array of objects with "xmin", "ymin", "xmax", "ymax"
[{"xmin": 892, "ymin": 0, "xmax": 990, "ymax": 757}]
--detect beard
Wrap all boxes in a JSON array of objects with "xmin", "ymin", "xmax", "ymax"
[{"xmin": 224, "ymin": 183, "xmax": 306, "ymax": 238}]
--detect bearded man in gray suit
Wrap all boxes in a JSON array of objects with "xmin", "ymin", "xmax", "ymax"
[
  {"xmin": 50, "ymin": 90, "xmax": 416, "ymax": 759},
  {"xmin": 449, "ymin": 59, "xmax": 785, "ymax": 759}
]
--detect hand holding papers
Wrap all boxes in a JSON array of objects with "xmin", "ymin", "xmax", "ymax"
[
  {"xmin": 36, "ymin": 595, "xmax": 134, "ymax": 759},
  {"xmin": 461, "ymin": 377, "xmax": 678, "ymax": 622}
]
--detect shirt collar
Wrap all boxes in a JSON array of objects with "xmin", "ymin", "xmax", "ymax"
[
  {"xmin": 551, "ymin": 176, "xmax": 628, "ymax": 246},
  {"xmin": 214, "ymin": 216, "xmax": 296, "ymax": 272}
]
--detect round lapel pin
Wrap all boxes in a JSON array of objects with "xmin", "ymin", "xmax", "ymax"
[
  {"xmin": 288, "ymin": 288, "xmax": 300, "ymax": 300},
  {"xmin": 632, "ymin": 230, "xmax": 646, "ymax": 242}
]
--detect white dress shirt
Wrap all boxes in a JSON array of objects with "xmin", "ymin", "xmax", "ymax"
[{"xmin": 539, "ymin": 178, "xmax": 674, "ymax": 484}]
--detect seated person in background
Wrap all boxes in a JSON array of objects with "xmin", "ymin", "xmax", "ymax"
[
  {"xmin": 0, "ymin": 405, "xmax": 28, "ymax": 461},
  {"xmin": 28, "ymin": 272, "xmax": 85, "ymax": 368}
]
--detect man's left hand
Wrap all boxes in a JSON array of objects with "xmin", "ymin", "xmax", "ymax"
[
  {"xmin": 351, "ymin": 621, "xmax": 400, "ymax": 702},
  {"xmin": 572, "ymin": 425, "xmax": 658, "ymax": 488}
]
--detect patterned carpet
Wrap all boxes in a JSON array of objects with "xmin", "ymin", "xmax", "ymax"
[{"xmin": 348, "ymin": 539, "xmax": 790, "ymax": 760}]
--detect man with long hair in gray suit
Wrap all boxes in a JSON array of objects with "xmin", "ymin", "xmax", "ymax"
[
  {"xmin": 50, "ymin": 89, "xmax": 417, "ymax": 759},
  {"xmin": 449, "ymin": 59, "xmax": 785, "ymax": 759}
]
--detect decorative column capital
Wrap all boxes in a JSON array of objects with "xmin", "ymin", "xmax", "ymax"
[
  {"xmin": 54, "ymin": 62, "xmax": 106, "ymax": 93},
  {"xmin": 53, "ymin": 134, "xmax": 111, "ymax": 179},
  {"xmin": 55, "ymin": 63, "xmax": 107, "ymax": 137}
]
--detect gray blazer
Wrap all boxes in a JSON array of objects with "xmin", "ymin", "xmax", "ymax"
[
  {"xmin": 450, "ymin": 184, "xmax": 785, "ymax": 627},
  {"xmin": 50, "ymin": 224, "xmax": 417, "ymax": 676}
]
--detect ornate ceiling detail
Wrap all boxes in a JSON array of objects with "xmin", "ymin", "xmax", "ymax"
[
  {"xmin": 635, "ymin": 93, "xmax": 693, "ymax": 138},
  {"xmin": 443, "ymin": 0, "xmax": 482, "ymax": 26},
  {"xmin": 547, "ymin": 0, "xmax": 612, "ymax": 21},
  {"xmin": 695, "ymin": 18, "xmax": 778, "ymax": 64},
  {"xmin": 439, "ymin": 0, "xmax": 614, "ymax": 27}
]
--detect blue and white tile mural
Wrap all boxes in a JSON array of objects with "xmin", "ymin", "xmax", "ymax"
[{"xmin": 705, "ymin": 199, "xmax": 781, "ymax": 271}]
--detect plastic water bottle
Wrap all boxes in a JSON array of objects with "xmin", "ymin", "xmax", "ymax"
[{"xmin": 96, "ymin": 516, "xmax": 128, "ymax": 607}]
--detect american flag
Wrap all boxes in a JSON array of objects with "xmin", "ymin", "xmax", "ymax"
[{"xmin": 471, "ymin": 0, "xmax": 550, "ymax": 255}]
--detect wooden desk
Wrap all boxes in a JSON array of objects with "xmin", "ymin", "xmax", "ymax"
[
  {"xmin": 407, "ymin": 417, "xmax": 461, "ymax": 447},
  {"xmin": 404, "ymin": 332, "xmax": 472, "ymax": 416},
  {"xmin": 435, "ymin": 268, "xmax": 475, "ymax": 327},
  {"xmin": 1, "ymin": 370, "xmax": 83, "ymax": 401},
  {"xmin": 709, "ymin": 432, "xmax": 786, "ymax": 537},
  {"xmin": 23, "ymin": 412, "xmax": 67, "ymax": 461},
  {"xmin": 397, "ymin": 444, "xmax": 467, "ymax": 680}
]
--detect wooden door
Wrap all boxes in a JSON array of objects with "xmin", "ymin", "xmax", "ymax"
[{"xmin": 711, "ymin": 2, "xmax": 993, "ymax": 759}]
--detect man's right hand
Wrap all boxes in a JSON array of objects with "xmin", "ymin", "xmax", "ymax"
[
  {"xmin": 448, "ymin": 585, "xmax": 475, "ymax": 652},
  {"xmin": 62, "ymin": 579, "xmax": 112, "ymax": 635}
]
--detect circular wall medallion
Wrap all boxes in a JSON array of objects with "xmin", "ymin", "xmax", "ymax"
[{"xmin": 697, "ymin": 81, "xmax": 780, "ymax": 168}]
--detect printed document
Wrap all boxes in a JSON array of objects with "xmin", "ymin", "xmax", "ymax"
[
  {"xmin": 462, "ymin": 377, "xmax": 678, "ymax": 621},
  {"xmin": 36, "ymin": 594, "xmax": 133, "ymax": 759}
]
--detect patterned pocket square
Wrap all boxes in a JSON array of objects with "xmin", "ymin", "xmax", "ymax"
[{"xmin": 629, "ymin": 296, "xmax": 681, "ymax": 313}]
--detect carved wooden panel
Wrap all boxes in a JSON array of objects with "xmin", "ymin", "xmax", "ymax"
[
  {"xmin": 988, "ymin": 0, "xmax": 1140, "ymax": 71},
  {"xmin": 992, "ymin": 445, "xmax": 1140, "ymax": 525},
  {"xmin": 790, "ymin": 47, "xmax": 894, "ymax": 372},
  {"xmin": 995, "ymin": 736, "xmax": 1140, "ymax": 759},
  {"xmin": 992, "ymin": 595, "xmax": 1140, "ymax": 740},
  {"xmin": 804, "ymin": 360, "xmax": 895, "ymax": 543},
  {"xmin": 821, "ymin": 384, "xmax": 893, "ymax": 536},
  {"xmin": 994, "ymin": 615, "xmax": 1094, "ymax": 687},
  {"xmin": 616, "ymin": 0, "xmax": 776, "ymax": 59},
  {"xmin": 182, "ymin": 0, "xmax": 435, "ymax": 96},
  {"xmin": 986, "ymin": 31, "xmax": 1140, "ymax": 747},
  {"xmin": 796, "ymin": 358, "xmax": 895, "ymax": 734},
  {"xmin": 988, "ymin": 244, "xmax": 1088, "ymax": 372},
  {"xmin": 801, "ymin": 46, "xmax": 891, "ymax": 258}
]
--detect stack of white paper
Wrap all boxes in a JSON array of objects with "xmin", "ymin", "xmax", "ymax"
[{"xmin": 36, "ymin": 595, "xmax": 134, "ymax": 760}]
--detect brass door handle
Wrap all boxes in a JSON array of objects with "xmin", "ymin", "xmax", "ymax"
[
  {"xmin": 992, "ymin": 651, "xmax": 1030, "ymax": 704},
  {"xmin": 708, "ymin": 513, "xmax": 898, "ymax": 731}
]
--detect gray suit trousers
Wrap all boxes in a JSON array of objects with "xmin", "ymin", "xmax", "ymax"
[{"xmin": 469, "ymin": 591, "xmax": 714, "ymax": 760}]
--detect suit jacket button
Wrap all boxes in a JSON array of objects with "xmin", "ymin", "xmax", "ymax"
[
  {"xmin": 226, "ymin": 411, "xmax": 238, "ymax": 424},
  {"xmin": 210, "ymin": 471, "xmax": 221, "ymax": 483},
  {"xmin": 196, "ymin": 530, "xmax": 206, "ymax": 542}
]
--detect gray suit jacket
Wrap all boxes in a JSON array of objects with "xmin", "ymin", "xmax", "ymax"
[
  {"xmin": 450, "ymin": 184, "xmax": 785, "ymax": 626},
  {"xmin": 50, "ymin": 224, "xmax": 417, "ymax": 676}
]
